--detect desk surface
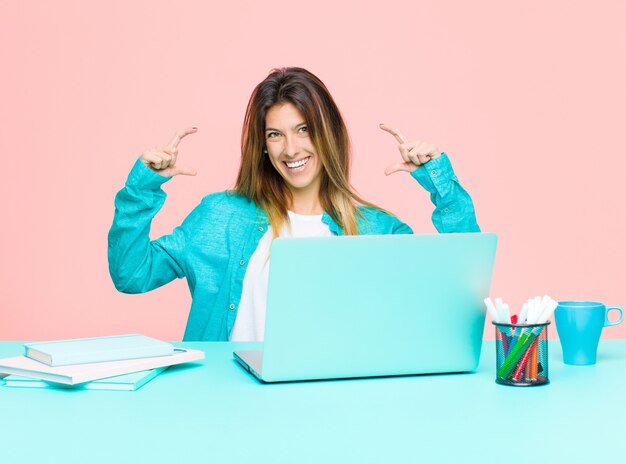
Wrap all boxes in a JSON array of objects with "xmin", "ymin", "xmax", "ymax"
[{"xmin": 1, "ymin": 340, "xmax": 624, "ymax": 463}]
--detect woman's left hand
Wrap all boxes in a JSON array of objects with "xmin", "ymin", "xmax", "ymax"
[{"xmin": 380, "ymin": 124, "xmax": 441, "ymax": 176}]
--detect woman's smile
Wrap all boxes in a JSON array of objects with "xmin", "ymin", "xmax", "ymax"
[{"xmin": 284, "ymin": 156, "xmax": 311, "ymax": 173}]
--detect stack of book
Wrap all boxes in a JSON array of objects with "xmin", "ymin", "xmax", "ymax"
[{"xmin": 0, "ymin": 334, "xmax": 204, "ymax": 391}]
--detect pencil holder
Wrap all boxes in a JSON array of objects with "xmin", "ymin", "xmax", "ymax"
[{"xmin": 493, "ymin": 322, "xmax": 550, "ymax": 386}]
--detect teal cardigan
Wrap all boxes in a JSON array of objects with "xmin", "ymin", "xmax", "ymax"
[{"xmin": 108, "ymin": 154, "xmax": 479, "ymax": 341}]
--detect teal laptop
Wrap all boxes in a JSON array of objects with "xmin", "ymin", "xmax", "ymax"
[{"xmin": 234, "ymin": 233, "xmax": 497, "ymax": 382}]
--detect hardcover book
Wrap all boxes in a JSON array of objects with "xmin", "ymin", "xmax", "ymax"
[
  {"xmin": 24, "ymin": 334, "xmax": 174, "ymax": 366},
  {"xmin": 2, "ymin": 367, "xmax": 167, "ymax": 391},
  {"xmin": 0, "ymin": 348, "xmax": 204, "ymax": 385}
]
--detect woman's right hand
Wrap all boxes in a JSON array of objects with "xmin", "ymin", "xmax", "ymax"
[{"xmin": 140, "ymin": 127, "xmax": 198, "ymax": 177}]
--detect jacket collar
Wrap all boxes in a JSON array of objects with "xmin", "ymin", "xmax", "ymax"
[
  {"xmin": 255, "ymin": 206, "xmax": 344, "ymax": 236},
  {"xmin": 321, "ymin": 211, "xmax": 343, "ymax": 236}
]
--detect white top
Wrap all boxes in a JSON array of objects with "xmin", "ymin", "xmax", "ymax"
[{"xmin": 229, "ymin": 211, "xmax": 333, "ymax": 341}]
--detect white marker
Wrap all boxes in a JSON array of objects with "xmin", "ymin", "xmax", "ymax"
[
  {"xmin": 538, "ymin": 298, "xmax": 558, "ymax": 323},
  {"xmin": 484, "ymin": 297, "xmax": 499, "ymax": 323},
  {"xmin": 536, "ymin": 295, "xmax": 548, "ymax": 322},
  {"xmin": 518, "ymin": 302, "xmax": 530, "ymax": 325},
  {"xmin": 534, "ymin": 296, "xmax": 542, "ymax": 318},
  {"xmin": 495, "ymin": 298, "xmax": 506, "ymax": 323},
  {"xmin": 502, "ymin": 303, "xmax": 511, "ymax": 323},
  {"xmin": 526, "ymin": 298, "xmax": 537, "ymax": 324}
]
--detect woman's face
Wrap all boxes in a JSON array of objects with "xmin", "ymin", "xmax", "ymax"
[{"xmin": 265, "ymin": 102, "xmax": 322, "ymax": 198}]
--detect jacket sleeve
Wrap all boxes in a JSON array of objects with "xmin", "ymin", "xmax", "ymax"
[
  {"xmin": 107, "ymin": 158, "xmax": 187, "ymax": 294},
  {"xmin": 411, "ymin": 153, "xmax": 480, "ymax": 233}
]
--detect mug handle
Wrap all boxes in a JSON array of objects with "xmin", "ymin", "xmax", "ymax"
[{"xmin": 605, "ymin": 306, "xmax": 623, "ymax": 327}]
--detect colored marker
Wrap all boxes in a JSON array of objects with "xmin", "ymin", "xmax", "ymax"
[
  {"xmin": 508, "ymin": 314, "xmax": 519, "ymax": 356},
  {"xmin": 529, "ymin": 340, "xmax": 539, "ymax": 380},
  {"xmin": 501, "ymin": 331, "xmax": 510, "ymax": 357},
  {"xmin": 512, "ymin": 340, "xmax": 535, "ymax": 381},
  {"xmin": 497, "ymin": 327, "xmax": 544, "ymax": 379}
]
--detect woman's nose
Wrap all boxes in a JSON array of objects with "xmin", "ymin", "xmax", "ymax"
[{"xmin": 284, "ymin": 135, "xmax": 299, "ymax": 157}]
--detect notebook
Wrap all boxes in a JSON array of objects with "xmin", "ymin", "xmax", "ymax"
[
  {"xmin": 234, "ymin": 233, "xmax": 497, "ymax": 382},
  {"xmin": 24, "ymin": 334, "xmax": 174, "ymax": 366},
  {"xmin": 2, "ymin": 367, "xmax": 167, "ymax": 391},
  {"xmin": 0, "ymin": 348, "xmax": 204, "ymax": 385}
]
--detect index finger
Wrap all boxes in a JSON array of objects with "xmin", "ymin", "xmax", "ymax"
[
  {"xmin": 379, "ymin": 123, "xmax": 408, "ymax": 144},
  {"xmin": 168, "ymin": 127, "xmax": 198, "ymax": 148}
]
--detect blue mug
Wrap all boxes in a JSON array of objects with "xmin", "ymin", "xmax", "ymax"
[{"xmin": 555, "ymin": 301, "xmax": 623, "ymax": 365}]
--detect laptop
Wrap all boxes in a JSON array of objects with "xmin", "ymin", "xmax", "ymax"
[{"xmin": 234, "ymin": 233, "xmax": 497, "ymax": 382}]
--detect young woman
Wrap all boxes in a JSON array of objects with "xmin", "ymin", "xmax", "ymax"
[{"xmin": 108, "ymin": 67, "xmax": 479, "ymax": 341}]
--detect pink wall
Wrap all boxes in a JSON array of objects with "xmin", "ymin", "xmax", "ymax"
[{"xmin": 1, "ymin": 0, "xmax": 624, "ymax": 341}]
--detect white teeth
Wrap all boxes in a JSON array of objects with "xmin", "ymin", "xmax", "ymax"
[{"xmin": 285, "ymin": 157, "xmax": 309, "ymax": 168}]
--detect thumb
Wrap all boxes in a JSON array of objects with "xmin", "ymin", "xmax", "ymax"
[
  {"xmin": 171, "ymin": 165, "xmax": 198, "ymax": 176},
  {"xmin": 384, "ymin": 162, "xmax": 414, "ymax": 176}
]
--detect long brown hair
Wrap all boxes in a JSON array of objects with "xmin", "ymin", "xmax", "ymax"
[{"xmin": 235, "ymin": 67, "xmax": 384, "ymax": 236}]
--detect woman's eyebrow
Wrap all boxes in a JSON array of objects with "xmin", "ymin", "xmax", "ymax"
[{"xmin": 265, "ymin": 122, "xmax": 307, "ymax": 132}]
